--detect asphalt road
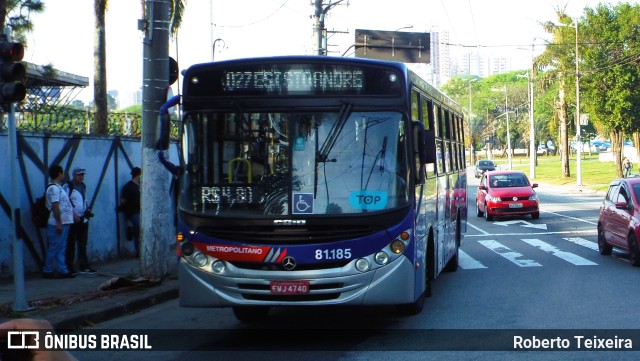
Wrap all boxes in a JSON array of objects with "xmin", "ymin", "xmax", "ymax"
[{"xmin": 69, "ymin": 179, "xmax": 640, "ymax": 361}]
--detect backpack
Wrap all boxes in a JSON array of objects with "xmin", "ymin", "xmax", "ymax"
[{"xmin": 31, "ymin": 184, "xmax": 55, "ymax": 228}]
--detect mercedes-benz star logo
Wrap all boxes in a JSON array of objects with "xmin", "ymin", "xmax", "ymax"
[{"xmin": 282, "ymin": 256, "xmax": 296, "ymax": 270}]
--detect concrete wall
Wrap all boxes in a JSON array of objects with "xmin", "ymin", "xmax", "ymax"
[{"xmin": 0, "ymin": 133, "xmax": 178, "ymax": 277}]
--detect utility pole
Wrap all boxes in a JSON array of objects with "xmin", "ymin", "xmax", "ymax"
[
  {"xmin": 140, "ymin": 0, "xmax": 173, "ymax": 278},
  {"xmin": 312, "ymin": 0, "xmax": 345, "ymax": 55}
]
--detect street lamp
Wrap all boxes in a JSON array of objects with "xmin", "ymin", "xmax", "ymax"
[
  {"xmin": 395, "ymin": 25, "xmax": 414, "ymax": 32},
  {"xmin": 492, "ymin": 85, "xmax": 512, "ymax": 170},
  {"xmin": 212, "ymin": 38, "xmax": 225, "ymax": 61},
  {"xmin": 556, "ymin": 19, "xmax": 581, "ymax": 186},
  {"xmin": 518, "ymin": 70, "xmax": 535, "ymax": 179},
  {"xmin": 467, "ymin": 78, "xmax": 478, "ymax": 162}
]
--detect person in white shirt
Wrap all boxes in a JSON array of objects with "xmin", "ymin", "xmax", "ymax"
[
  {"xmin": 64, "ymin": 167, "xmax": 96, "ymax": 275},
  {"xmin": 43, "ymin": 165, "xmax": 75, "ymax": 279}
]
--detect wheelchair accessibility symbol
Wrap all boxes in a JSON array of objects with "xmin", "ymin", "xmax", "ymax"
[{"xmin": 293, "ymin": 193, "xmax": 314, "ymax": 214}]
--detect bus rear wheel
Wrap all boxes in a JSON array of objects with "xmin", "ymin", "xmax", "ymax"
[
  {"xmin": 232, "ymin": 306, "xmax": 270, "ymax": 323},
  {"xmin": 396, "ymin": 292, "xmax": 425, "ymax": 316}
]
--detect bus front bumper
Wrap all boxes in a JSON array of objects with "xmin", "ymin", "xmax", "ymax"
[{"xmin": 177, "ymin": 255, "xmax": 417, "ymax": 308}]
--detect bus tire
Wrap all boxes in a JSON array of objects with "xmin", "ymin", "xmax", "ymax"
[
  {"xmin": 396, "ymin": 292, "xmax": 425, "ymax": 316},
  {"xmin": 444, "ymin": 218, "xmax": 461, "ymax": 272},
  {"xmin": 232, "ymin": 306, "xmax": 270, "ymax": 323}
]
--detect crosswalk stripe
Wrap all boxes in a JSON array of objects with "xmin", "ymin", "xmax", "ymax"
[
  {"xmin": 563, "ymin": 237, "xmax": 599, "ymax": 251},
  {"xmin": 521, "ymin": 238, "xmax": 597, "ymax": 266},
  {"xmin": 458, "ymin": 249, "xmax": 487, "ymax": 269},
  {"xmin": 478, "ymin": 240, "xmax": 542, "ymax": 267}
]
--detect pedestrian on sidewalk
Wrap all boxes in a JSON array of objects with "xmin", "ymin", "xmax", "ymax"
[
  {"xmin": 623, "ymin": 157, "xmax": 632, "ymax": 178},
  {"xmin": 43, "ymin": 165, "xmax": 75, "ymax": 279},
  {"xmin": 120, "ymin": 167, "xmax": 141, "ymax": 257},
  {"xmin": 64, "ymin": 167, "xmax": 97, "ymax": 275}
]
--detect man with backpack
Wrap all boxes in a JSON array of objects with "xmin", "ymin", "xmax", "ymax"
[
  {"xmin": 64, "ymin": 167, "xmax": 96, "ymax": 275},
  {"xmin": 43, "ymin": 165, "xmax": 75, "ymax": 279}
]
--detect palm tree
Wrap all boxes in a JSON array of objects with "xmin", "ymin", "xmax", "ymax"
[{"xmin": 93, "ymin": 0, "xmax": 108, "ymax": 134}]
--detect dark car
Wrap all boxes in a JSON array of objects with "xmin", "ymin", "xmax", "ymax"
[
  {"xmin": 597, "ymin": 177, "xmax": 640, "ymax": 266},
  {"xmin": 474, "ymin": 159, "xmax": 496, "ymax": 178},
  {"xmin": 476, "ymin": 170, "xmax": 539, "ymax": 221}
]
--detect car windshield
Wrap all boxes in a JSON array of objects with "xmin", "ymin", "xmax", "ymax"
[
  {"xmin": 479, "ymin": 161, "xmax": 493, "ymax": 167},
  {"xmin": 489, "ymin": 174, "xmax": 529, "ymax": 188},
  {"xmin": 633, "ymin": 184, "xmax": 640, "ymax": 203}
]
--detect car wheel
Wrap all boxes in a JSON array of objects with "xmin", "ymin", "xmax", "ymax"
[
  {"xmin": 597, "ymin": 225, "xmax": 612, "ymax": 255},
  {"xmin": 484, "ymin": 203, "xmax": 493, "ymax": 221},
  {"xmin": 531, "ymin": 212, "xmax": 540, "ymax": 220},
  {"xmin": 628, "ymin": 233, "xmax": 640, "ymax": 267}
]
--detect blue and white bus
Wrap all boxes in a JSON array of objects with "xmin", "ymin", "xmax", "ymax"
[{"xmin": 156, "ymin": 56, "xmax": 467, "ymax": 322}]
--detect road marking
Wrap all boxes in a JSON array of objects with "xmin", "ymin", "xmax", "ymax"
[
  {"xmin": 458, "ymin": 249, "xmax": 487, "ymax": 269},
  {"xmin": 542, "ymin": 210, "xmax": 598, "ymax": 225},
  {"xmin": 493, "ymin": 220, "xmax": 548, "ymax": 230},
  {"xmin": 521, "ymin": 238, "xmax": 597, "ymax": 266},
  {"xmin": 467, "ymin": 221, "xmax": 490, "ymax": 235},
  {"xmin": 478, "ymin": 240, "xmax": 542, "ymax": 267},
  {"xmin": 464, "ymin": 229, "xmax": 596, "ymax": 237},
  {"xmin": 563, "ymin": 237, "xmax": 599, "ymax": 251}
]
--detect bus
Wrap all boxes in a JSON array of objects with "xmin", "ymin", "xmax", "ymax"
[{"xmin": 156, "ymin": 56, "xmax": 467, "ymax": 322}]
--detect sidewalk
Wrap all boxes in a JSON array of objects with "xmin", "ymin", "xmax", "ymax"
[{"xmin": 0, "ymin": 257, "xmax": 178, "ymax": 330}]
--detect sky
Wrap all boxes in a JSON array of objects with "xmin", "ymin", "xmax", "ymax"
[{"xmin": 22, "ymin": 0, "xmax": 640, "ymax": 105}]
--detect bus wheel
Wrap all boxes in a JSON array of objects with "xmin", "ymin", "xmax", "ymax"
[
  {"xmin": 444, "ymin": 222, "xmax": 460, "ymax": 272},
  {"xmin": 232, "ymin": 306, "xmax": 270, "ymax": 323},
  {"xmin": 396, "ymin": 292, "xmax": 425, "ymax": 316}
]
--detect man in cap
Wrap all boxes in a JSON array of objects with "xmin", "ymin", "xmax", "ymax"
[{"xmin": 64, "ymin": 167, "xmax": 96, "ymax": 275}]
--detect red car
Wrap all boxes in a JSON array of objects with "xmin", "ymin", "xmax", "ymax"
[
  {"xmin": 476, "ymin": 170, "xmax": 539, "ymax": 221},
  {"xmin": 597, "ymin": 177, "xmax": 640, "ymax": 266}
]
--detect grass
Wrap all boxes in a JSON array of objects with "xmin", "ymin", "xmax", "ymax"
[{"xmin": 483, "ymin": 153, "xmax": 620, "ymax": 193}]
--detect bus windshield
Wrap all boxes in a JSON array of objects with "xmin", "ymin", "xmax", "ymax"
[{"xmin": 180, "ymin": 109, "xmax": 410, "ymax": 217}]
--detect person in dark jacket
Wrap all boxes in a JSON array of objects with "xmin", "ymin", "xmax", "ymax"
[{"xmin": 120, "ymin": 167, "xmax": 141, "ymax": 256}]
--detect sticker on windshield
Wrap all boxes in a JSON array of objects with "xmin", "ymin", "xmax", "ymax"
[
  {"xmin": 349, "ymin": 191, "xmax": 388, "ymax": 211},
  {"xmin": 293, "ymin": 193, "xmax": 314, "ymax": 214}
]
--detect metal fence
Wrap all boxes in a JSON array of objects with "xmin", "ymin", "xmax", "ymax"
[{"xmin": 0, "ymin": 109, "xmax": 180, "ymax": 139}]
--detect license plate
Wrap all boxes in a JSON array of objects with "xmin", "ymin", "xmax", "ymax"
[
  {"xmin": 270, "ymin": 280, "xmax": 310, "ymax": 295},
  {"xmin": 509, "ymin": 203, "xmax": 523, "ymax": 208}
]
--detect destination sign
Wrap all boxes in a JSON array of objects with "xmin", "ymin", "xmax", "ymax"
[
  {"xmin": 224, "ymin": 69, "xmax": 364, "ymax": 93},
  {"xmin": 184, "ymin": 60, "xmax": 403, "ymax": 97}
]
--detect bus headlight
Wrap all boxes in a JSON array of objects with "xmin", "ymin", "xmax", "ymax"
[
  {"xmin": 390, "ymin": 240, "xmax": 405, "ymax": 254},
  {"xmin": 355, "ymin": 258, "xmax": 370, "ymax": 272},
  {"xmin": 374, "ymin": 251, "xmax": 389, "ymax": 265},
  {"xmin": 181, "ymin": 242, "xmax": 194, "ymax": 256},
  {"xmin": 211, "ymin": 260, "xmax": 226, "ymax": 274},
  {"xmin": 192, "ymin": 252, "xmax": 208, "ymax": 267}
]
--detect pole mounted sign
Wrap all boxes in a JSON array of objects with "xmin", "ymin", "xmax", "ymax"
[{"xmin": 354, "ymin": 29, "xmax": 430, "ymax": 64}]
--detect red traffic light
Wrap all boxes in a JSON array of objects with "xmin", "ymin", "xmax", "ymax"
[
  {"xmin": 0, "ymin": 82, "xmax": 26, "ymax": 102},
  {"xmin": 0, "ymin": 41, "xmax": 23, "ymax": 62}
]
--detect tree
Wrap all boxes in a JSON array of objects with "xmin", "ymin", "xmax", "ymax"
[
  {"xmin": 0, "ymin": 0, "xmax": 44, "ymax": 42},
  {"xmin": 536, "ymin": 8, "xmax": 576, "ymax": 178},
  {"xmin": 580, "ymin": 3, "xmax": 640, "ymax": 177},
  {"xmin": 93, "ymin": 0, "xmax": 108, "ymax": 134}
]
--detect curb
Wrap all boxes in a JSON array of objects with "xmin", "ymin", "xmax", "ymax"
[{"xmin": 36, "ymin": 279, "xmax": 179, "ymax": 331}]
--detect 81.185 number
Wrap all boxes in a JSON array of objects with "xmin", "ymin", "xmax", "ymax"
[{"xmin": 315, "ymin": 248, "xmax": 352, "ymax": 260}]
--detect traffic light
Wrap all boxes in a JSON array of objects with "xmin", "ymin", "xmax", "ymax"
[{"xmin": 0, "ymin": 39, "xmax": 26, "ymax": 103}]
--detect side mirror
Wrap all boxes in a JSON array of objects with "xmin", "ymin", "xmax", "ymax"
[
  {"xmin": 156, "ymin": 95, "xmax": 181, "ymax": 151},
  {"xmin": 478, "ymin": 185, "xmax": 487, "ymax": 191},
  {"xmin": 615, "ymin": 201, "xmax": 629, "ymax": 210},
  {"xmin": 532, "ymin": 183, "xmax": 538, "ymax": 188}
]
